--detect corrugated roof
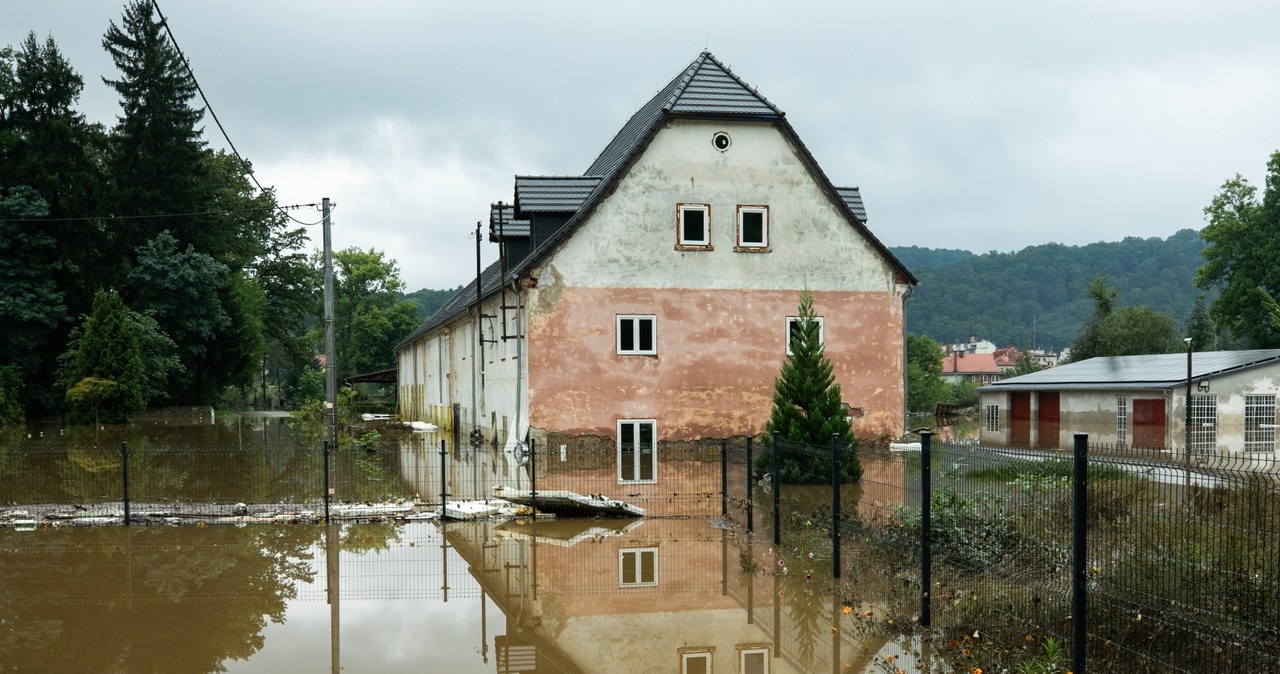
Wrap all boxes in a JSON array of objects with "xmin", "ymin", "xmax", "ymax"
[
  {"xmin": 513, "ymin": 176, "xmax": 602, "ymax": 214},
  {"xmin": 979, "ymin": 349, "xmax": 1280, "ymax": 392},
  {"xmin": 835, "ymin": 187, "xmax": 867, "ymax": 223}
]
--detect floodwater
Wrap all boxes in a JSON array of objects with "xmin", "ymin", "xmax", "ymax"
[
  {"xmin": 0, "ymin": 519, "xmax": 916, "ymax": 673},
  {"xmin": 0, "ymin": 412, "xmax": 918, "ymax": 673}
]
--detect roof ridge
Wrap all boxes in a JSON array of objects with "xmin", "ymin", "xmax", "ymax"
[{"xmin": 664, "ymin": 51, "xmax": 708, "ymax": 110}]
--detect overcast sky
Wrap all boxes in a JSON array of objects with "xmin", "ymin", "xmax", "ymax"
[{"xmin": 6, "ymin": 1, "xmax": 1280, "ymax": 291}]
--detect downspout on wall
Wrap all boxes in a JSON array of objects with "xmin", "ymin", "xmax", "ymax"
[{"xmin": 902, "ymin": 283, "xmax": 916, "ymax": 436}]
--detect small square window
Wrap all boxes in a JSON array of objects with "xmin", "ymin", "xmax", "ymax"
[
  {"xmin": 677, "ymin": 203, "xmax": 711, "ymax": 249},
  {"xmin": 619, "ymin": 547, "xmax": 658, "ymax": 587},
  {"xmin": 738, "ymin": 646, "xmax": 770, "ymax": 674},
  {"xmin": 785, "ymin": 316, "xmax": 824, "ymax": 355},
  {"xmin": 617, "ymin": 315, "xmax": 656, "ymax": 355},
  {"xmin": 681, "ymin": 650, "xmax": 713, "ymax": 674},
  {"xmin": 736, "ymin": 206, "xmax": 769, "ymax": 250}
]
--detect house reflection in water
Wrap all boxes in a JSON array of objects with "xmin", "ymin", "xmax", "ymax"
[{"xmin": 441, "ymin": 516, "xmax": 895, "ymax": 674}]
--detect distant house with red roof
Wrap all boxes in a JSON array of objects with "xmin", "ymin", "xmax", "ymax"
[{"xmin": 941, "ymin": 351, "xmax": 1003, "ymax": 385}]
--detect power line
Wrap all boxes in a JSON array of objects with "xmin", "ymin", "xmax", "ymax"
[
  {"xmin": 2, "ymin": 203, "xmax": 324, "ymax": 224},
  {"xmin": 149, "ymin": 0, "xmax": 321, "ymax": 227}
]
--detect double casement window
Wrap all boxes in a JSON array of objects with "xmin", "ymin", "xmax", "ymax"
[
  {"xmin": 619, "ymin": 547, "xmax": 658, "ymax": 587},
  {"xmin": 617, "ymin": 315, "xmax": 656, "ymax": 355},
  {"xmin": 677, "ymin": 203, "xmax": 711, "ymax": 249},
  {"xmin": 618, "ymin": 419, "xmax": 657, "ymax": 483},
  {"xmin": 785, "ymin": 315, "xmax": 824, "ymax": 355},
  {"xmin": 736, "ymin": 205, "xmax": 769, "ymax": 250},
  {"xmin": 677, "ymin": 203, "xmax": 772, "ymax": 252}
]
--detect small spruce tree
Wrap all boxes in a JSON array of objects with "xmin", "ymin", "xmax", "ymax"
[
  {"xmin": 758, "ymin": 291, "xmax": 861, "ymax": 484},
  {"xmin": 60, "ymin": 289, "xmax": 146, "ymax": 422}
]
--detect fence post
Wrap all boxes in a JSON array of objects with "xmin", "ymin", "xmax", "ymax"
[
  {"xmin": 746, "ymin": 436, "xmax": 754, "ymax": 533},
  {"xmin": 920, "ymin": 430, "xmax": 932, "ymax": 628},
  {"xmin": 1072, "ymin": 433, "xmax": 1089, "ymax": 674},
  {"xmin": 439, "ymin": 439, "xmax": 448, "ymax": 510},
  {"xmin": 831, "ymin": 433, "xmax": 841, "ymax": 579},
  {"xmin": 772, "ymin": 431, "xmax": 781, "ymax": 547},
  {"xmin": 720, "ymin": 439, "xmax": 728, "ymax": 518},
  {"xmin": 120, "ymin": 442, "xmax": 130, "ymax": 527},
  {"xmin": 322, "ymin": 439, "xmax": 331, "ymax": 524},
  {"xmin": 530, "ymin": 438, "xmax": 537, "ymax": 515}
]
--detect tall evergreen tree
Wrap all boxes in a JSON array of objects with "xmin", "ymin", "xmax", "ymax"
[
  {"xmin": 758, "ymin": 291, "xmax": 861, "ymax": 484},
  {"xmin": 0, "ymin": 34, "xmax": 109, "ymax": 414},
  {"xmin": 102, "ymin": 0, "xmax": 210, "ymax": 255}
]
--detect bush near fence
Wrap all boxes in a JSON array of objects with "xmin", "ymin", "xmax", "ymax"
[{"xmin": 815, "ymin": 439, "xmax": 1280, "ymax": 674}]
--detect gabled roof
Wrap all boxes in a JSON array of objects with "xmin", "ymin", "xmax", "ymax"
[
  {"xmin": 585, "ymin": 51, "xmax": 784, "ymax": 180},
  {"xmin": 513, "ymin": 176, "xmax": 602, "ymax": 215},
  {"xmin": 508, "ymin": 51, "xmax": 914, "ymax": 283},
  {"xmin": 397, "ymin": 51, "xmax": 915, "ymax": 351},
  {"xmin": 980, "ymin": 349, "xmax": 1280, "ymax": 392}
]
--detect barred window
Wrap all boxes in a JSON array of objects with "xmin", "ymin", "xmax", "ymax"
[
  {"xmin": 984, "ymin": 404, "xmax": 1000, "ymax": 432},
  {"xmin": 1244, "ymin": 394, "xmax": 1276, "ymax": 454},
  {"xmin": 1189, "ymin": 394, "xmax": 1217, "ymax": 455},
  {"xmin": 1116, "ymin": 396, "xmax": 1127, "ymax": 446}
]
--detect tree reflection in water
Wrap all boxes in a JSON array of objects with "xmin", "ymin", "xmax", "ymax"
[{"xmin": 0, "ymin": 525, "xmax": 322, "ymax": 672}]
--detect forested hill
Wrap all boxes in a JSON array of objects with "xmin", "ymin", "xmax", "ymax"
[{"xmin": 895, "ymin": 229, "xmax": 1208, "ymax": 350}]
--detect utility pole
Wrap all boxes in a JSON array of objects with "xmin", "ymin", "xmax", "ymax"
[{"xmin": 323, "ymin": 198, "xmax": 337, "ymax": 449}]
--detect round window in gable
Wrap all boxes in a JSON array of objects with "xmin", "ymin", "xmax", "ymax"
[{"xmin": 712, "ymin": 131, "xmax": 731, "ymax": 152}]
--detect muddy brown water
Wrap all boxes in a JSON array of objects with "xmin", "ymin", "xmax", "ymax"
[{"xmin": 0, "ymin": 412, "xmax": 918, "ymax": 673}]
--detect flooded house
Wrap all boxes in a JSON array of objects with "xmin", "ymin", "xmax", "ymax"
[
  {"xmin": 977, "ymin": 349, "xmax": 1280, "ymax": 461},
  {"xmin": 395, "ymin": 51, "xmax": 916, "ymax": 472}
]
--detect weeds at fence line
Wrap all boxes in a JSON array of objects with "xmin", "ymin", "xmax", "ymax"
[{"xmin": 825, "ymin": 439, "xmax": 1280, "ymax": 674}]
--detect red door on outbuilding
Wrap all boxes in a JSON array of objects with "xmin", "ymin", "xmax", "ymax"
[{"xmin": 1133, "ymin": 399, "xmax": 1166, "ymax": 449}]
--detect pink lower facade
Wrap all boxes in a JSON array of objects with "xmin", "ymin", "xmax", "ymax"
[{"xmin": 525, "ymin": 286, "xmax": 905, "ymax": 441}]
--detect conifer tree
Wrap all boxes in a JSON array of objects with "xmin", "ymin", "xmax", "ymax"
[
  {"xmin": 60, "ymin": 289, "xmax": 146, "ymax": 422},
  {"xmin": 102, "ymin": 0, "xmax": 210, "ymax": 254},
  {"xmin": 758, "ymin": 291, "xmax": 861, "ymax": 484}
]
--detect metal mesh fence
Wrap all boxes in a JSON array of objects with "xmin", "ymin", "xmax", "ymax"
[{"xmin": 832, "ymin": 438, "xmax": 1280, "ymax": 674}]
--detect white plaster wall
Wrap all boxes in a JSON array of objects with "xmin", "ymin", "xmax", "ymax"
[{"xmin": 540, "ymin": 119, "xmax": 901, "ymax": 294}]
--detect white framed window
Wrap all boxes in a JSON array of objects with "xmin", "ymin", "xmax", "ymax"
[
  {"xmin": 1116, "ymin": 396, "xmax": 1128, "ymax": 446},
  {"xmin": 681, "ymin": 650, "xmax": 712, "ymax": 674},
  {"xmin": 618, "ymin": 419, "xmax": 657, "ymax": 483},
  {"xmin": 619, "ymin": 547, "xmax": 658, "ymax": 587},
  {"xmin": 1190, "ymin": 394, "xmax": 1217, "ymax": 455},
  {"xmin": 677, "ymin": 203, "xmax": 711, "ymax": 248},
  {"xmin": 984, "ymin": 404, "xmax": 1000, "ymax": 432},
  {"xmin": 738, "ymin": 646, "xmax": 769, "ymax": 674},
  {"xmin": 785, "ymin": 316, "xmax": 824, "ymax": 355},
  {"xmin": 736, "ymin": 205, "xmax": 769, "ymax": 250},
  {"xmin": 1244, "ymin": 394, "xmax": 1276, "ymax": 454},
  {"xmin": 617, "ymin": 315, "xmax": 656, "ymax": 355}
]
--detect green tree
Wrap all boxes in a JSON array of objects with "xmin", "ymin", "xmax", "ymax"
[
  {"xmin": 60, "ymin": 289, "xmax": 145, "ymax": 422},
  {"xmin": 0, "ymin": 366, "xmax": 22, "ymax": 425},
  {"xmin": 125, "ymin": 231, "xmax": 230, "ymax": 403},
  {"xmin": 757, "ymin": 291, "xmax": 861, "ymax": 484},
  {"xmin": 1069, "ymin": 276, "xmax": 1183, "ymax": 360},
  {"xmin": 1007, "ymin": 351, "xmax": 1044, "ymax": 377},
  {"xmin": 1196, "ymin": 151, "xmax": 1280, "ymax": 348},
  {"xmin": 327, "ymin": 248, "xmax": 420, "ymax": 380},
  {"xmin": 102, "ymin": 0, "xmax": 210, "ymax": 257},
  {"xmin": 0, "ymin": 185, "xmax": 67, "ymax": 411},
  {"xmin": 906, "ymin": 333, "xmax": 948, "ymax": 413},
  {"xmin": 1186, "ymin": 295, "xmax": 1217, "ymax": 351}
]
